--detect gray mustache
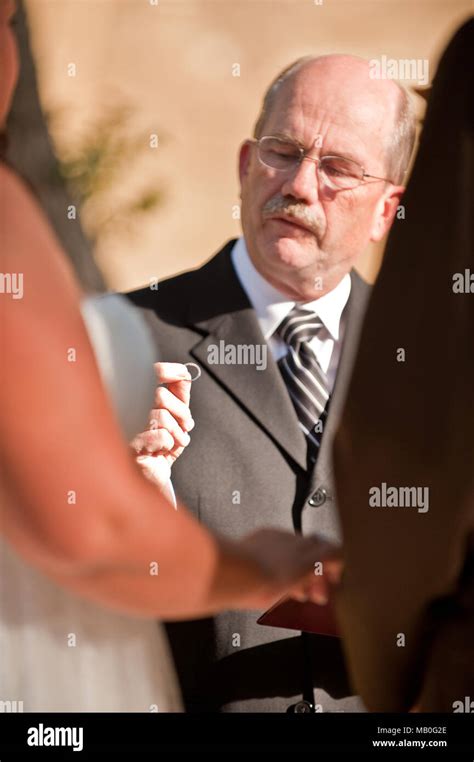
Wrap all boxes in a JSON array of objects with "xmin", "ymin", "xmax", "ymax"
[{"xmin": 262, "ymin": 196, "xmax": 326, "ymax": 239}]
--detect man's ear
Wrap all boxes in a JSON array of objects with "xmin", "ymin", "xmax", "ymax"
[
  {"xmin": 370, "ymin": 185, "xmax": 405, "ymax": 242},
  {"xmin": 238, "ymin": 141, "xmax": 252, "ymax": 186}
]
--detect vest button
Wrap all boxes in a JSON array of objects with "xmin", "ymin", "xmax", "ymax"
[{"xmin": 308, "ymin": 487, "xmax": 328, "ymax": 507}]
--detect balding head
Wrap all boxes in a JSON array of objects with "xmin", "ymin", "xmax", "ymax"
[
  {"xmin": 254, "ymin": 55, "xmax": 415, "ymax": 185},
  {"xmin": 238, "ymin": 53, "xmax": 413, "ymax": 301}
]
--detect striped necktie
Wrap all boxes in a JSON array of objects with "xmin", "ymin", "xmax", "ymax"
[{"xmin": 277, "ymin": 306, "xmax": 330, "ymax": 465}]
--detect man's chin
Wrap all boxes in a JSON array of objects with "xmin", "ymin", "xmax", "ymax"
[{"xmin": 264, "ymin": 235, "xmax": 321, "ymax": 269}]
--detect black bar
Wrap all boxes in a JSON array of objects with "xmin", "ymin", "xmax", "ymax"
[{"xmin": 0, "ymin": 713, "xmax": 472, "ymax": 758}]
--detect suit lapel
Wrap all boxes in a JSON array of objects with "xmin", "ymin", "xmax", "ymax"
[
  {"xmin": 179, "ymin": 241, "xmax": 370, "ymax": 477},
  {"xmin": 187, "ymin": 242, "xmax": 308, "ymax": 471}
]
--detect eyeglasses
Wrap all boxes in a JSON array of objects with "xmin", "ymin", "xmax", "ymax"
[{"xmin": 250, "ymin": 135, "xmax": 394, "ymax": 190}]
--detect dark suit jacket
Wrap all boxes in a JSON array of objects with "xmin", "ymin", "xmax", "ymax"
[{"xmin": 127, "ymin": 239, "xmax": 371, "ymax": 712}]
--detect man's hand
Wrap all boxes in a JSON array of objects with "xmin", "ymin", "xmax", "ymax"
[{"xmin": 131, "ymin": 362, "xmax": 194, "ymax": 489}]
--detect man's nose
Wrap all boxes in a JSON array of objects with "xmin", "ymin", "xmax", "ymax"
[{"xmin": 279, "ymin": 157, "xmax": 320, "ymax": 204}]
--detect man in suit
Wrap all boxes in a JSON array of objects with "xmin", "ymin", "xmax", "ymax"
[{"xmin": 127, "ymin": 54, "xmax": 416, "ymax": 712}]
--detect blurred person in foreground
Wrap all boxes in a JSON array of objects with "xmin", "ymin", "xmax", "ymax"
[
  {"xmin": 333, "ymin": 17, "xmax": 474, "ymax": 712},
  {"xmin": 0, "ymin": 0, "xmax": 336, "ymax": 712}
]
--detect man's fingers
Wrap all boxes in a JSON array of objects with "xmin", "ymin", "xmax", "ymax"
[
  {"xmin": 130, "ymin": 362, "xmax": 194, "ymax": 460},
  {"xmin": 154, "ymin": 386, "xmax": 194, "ymax": 431},
  {"xmin": 135, "ymin": 454, "xmax": 172, "ymax": 488},
  {"xmin": 154, "ymin": 362, "xmax": 191, "ymax": 383},
  {"xmin": 131, "ymin": 428, "xmax": 175, "ymax": 455},
  {"xmin": 148, "ymin": 409, "xmax": 191, "ymax": 448},
  {"xmin": 154, "ymin": 362, "xmax": 192, "ymax": 406}
]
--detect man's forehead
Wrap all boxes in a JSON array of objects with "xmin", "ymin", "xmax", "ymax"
[
  {"xmin": 279, "ymin": 71, "xmax": 390, "ymax": 125},
  {"xmin": 264, "ymin": 76, "xmax": 393, "ymax": 160},
  {"xmin": 264, "ymin": 104, "xmax": 386, "ymax": 162},
  {"xmin": 281, "ymin": 56, "xmax": 397, "ymax": 106}
]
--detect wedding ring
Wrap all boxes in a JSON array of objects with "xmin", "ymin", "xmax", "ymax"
[{"xmin": 185, "ymin": 362, "xmax": 202, "ymax": 381}]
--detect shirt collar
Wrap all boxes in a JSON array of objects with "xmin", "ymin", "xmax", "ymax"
[{"xmin": 231, "ymin": 236, "xmax": 351, "ymax": 341}]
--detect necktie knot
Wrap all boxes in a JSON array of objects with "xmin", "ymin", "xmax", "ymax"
[{"xmin": 277, "ymin": 306, "xmax": 324, "ymax": 348}]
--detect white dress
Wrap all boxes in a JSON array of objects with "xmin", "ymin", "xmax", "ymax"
[{"xmin": 0, "ymin": 295, "xmax": 183, "ymax": 712}]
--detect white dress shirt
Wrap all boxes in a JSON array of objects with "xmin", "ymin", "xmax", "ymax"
[{"xmin": 231, "ymin": 237, "xmax": 351, "ymax": 392}]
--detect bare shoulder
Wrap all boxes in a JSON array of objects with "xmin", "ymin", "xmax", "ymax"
[{"xmin": 0, "ymin": 162, "xmax": 81, "ymax": 306}]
